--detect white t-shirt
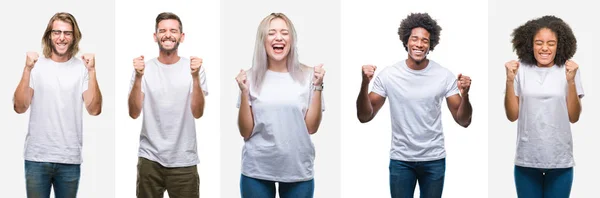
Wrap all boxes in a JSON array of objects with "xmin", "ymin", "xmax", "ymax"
[
  {"xmin": 237, "ymin": 69, "xmax": 324, "ymax": 182},
  {"xmin": 24, "ymin": 57, "xmax": 89, "ymax": 164},
  {"xmin": 372, "ymin": 60, "xmax": 459, "ymax": 162},
  {"xmin": 131, "ymin": 57, "xmax": 208, "ymax": 167},
  {"xmin": 513, "ymin": 63, "xmax": 584, "ymax": 168}
]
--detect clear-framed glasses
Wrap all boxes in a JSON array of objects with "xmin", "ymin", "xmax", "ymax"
[{"xmin": 51, "ymin": 30, "xmax": 74, "ymax": 37}]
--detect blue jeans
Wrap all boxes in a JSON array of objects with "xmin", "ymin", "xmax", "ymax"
[
  {"xmin": 389, "ymin": 158, "xmax": 445, "ymax": 198},
  {"xmin": 25, "ymin": 160, "xmax": 81, "ymax": 198},
  {"xmin": 514, "ymin": 165, "xmax": 573, "ymax": 198},
  {"xmin": 240, "ymin": 174, "xmax": 314, "ymax": 198}
]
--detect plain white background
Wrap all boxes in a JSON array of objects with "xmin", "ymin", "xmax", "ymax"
[
  {"xmin": 341, "ymin": 0, "xmax": 488, "ymax": 197},
  {"xmin": 114, "ymin": 0, "xmax": 221, "ymax": 197},
  {"xmin": 0, "ymin": 0, "xmax": 116, "ymax": 197},
  {"xmin": 488, "ymin": 0, "xmax": 600, "ymax": 197},
  {"xmin": 220, "ymin": 0, "xmax": 341, "ymax": 197}
]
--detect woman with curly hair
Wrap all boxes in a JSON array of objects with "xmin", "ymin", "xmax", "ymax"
[
  {"xmin": 504, "ymin": 15, "xmax": 583, "ymax": 198},
  {"xmin": 356, "ymin": 13, "xmax": 473, "ymax": 198}
]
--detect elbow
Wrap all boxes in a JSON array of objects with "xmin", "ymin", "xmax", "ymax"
[
  {"xmin": 14, "ymin": 105, "xmax": 27, "ymax": 114},
  {"xmin": 569, "ymin": 116, "xmax": 579, "ymax": 124},
  {"xmin": 308, "ymin": 128, "xmax": 318, "ymax": 135},
  {"xmin": 506, "ymin": 114, "xmax": 518, "ymax": 122},
  {"xmin": 89, "ymin": 108, "xmax": 101, "ymax": 116},
  {"xmin": 129, "ymin": 111, "xmax": 139, "ymax": 119},
  {"xmin": 357, "ymin": 114, "xmax": 372, "ymax": 123},
  {"xmin": 193, "ymin": 110, "xmax": 204, "ymax": 119},
  {"xmin": 240, "ymin": 130, "xmax": 252, "ymax": 140}
]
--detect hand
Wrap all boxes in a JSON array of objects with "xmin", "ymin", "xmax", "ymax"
[
  {"xmin": 458, "ymin": 73, "xmax": 471, "ymax": 96},
  {"xmin": 313, "ymin": 64, "xmax": 325, "ymax": 86},
  {"xmin": 25, "ymin": 52, "xmax": 39, "ymax": 70},
  {"xmin": 133, "ymin": 55, "xmax": 145, "ymax": 76},
  {"xmin": 362, "ymin": 64, "xmax": 377, "ymax": 82},
  {"xmin": 81, "ymin": 53, "xmax": 96, "ymax": 71},
  {"xmin": 190, "ymin": 56, "xmax": 203, "ymax": 76},
  {"xmin": 565, "ymin": 60, "xmax": 579, "ymax": 82},
  {"xmin": 505, "ymin": 60, "xmax": 519, "ymax": 81},
  {"xmin": 235, "ymin": 69, "xmax": 249, "ymax": 92}
]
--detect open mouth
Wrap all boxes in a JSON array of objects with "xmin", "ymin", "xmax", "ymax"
[
  {"xmin": 539, "ymin": 52, "xmax": 552, "ymax": 59},
  {"xmin": 55, "ymin": 43, "xmax": 68, "ymax": 50},
  {"xmin": 161, "ymin": 38, "xmax": 176, "ymax": 47},
  {"xmin": 412, "ymin": 49, "xmax": 425, "ymax": 56},
  {"xmin": 272, "ymin": 43, "xmax": 285, "ymax": 54}
]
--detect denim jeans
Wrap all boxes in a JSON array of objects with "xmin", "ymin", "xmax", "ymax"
[
  {"xmin": 25, "ymin": 160, "xmax": 80, "ymax": 198},
  {"xmin": 240, "ymin": 174, "xmax": 314, "ymax": 198},
  {"xmin": 389, "ymin": 158, "xmax": 445, "ymax": 198},
  {"xmin": 514, "ymin": 165, "xmax": 573, "ymax": 198}
]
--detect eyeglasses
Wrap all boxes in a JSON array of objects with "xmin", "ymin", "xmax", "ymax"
[{"xmin": 51, "ymin": 30, "xmax": 74, "ymax": 37}]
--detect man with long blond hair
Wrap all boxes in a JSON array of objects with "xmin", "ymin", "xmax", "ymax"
[{"xmin": 13, "ymin": 12, "xmax": 102, "ymax": 197}]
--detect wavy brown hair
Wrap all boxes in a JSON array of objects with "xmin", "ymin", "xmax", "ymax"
[{"xmin": 41, "ymin": 12, "xmax": 82, "ymax": 58}]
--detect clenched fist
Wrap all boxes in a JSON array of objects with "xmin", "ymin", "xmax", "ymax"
[
  {"xmin": 565, "ymin": 60, "xmax": 579, "ymax": 82},
  {"xmin": 81, "ymin": 53, "xmax": 95, "ymax": 71},
  {"xmin": 190, "ymin": 56, "xmax": 203, "ymax": 76},
  {"xmin": 362, "ymin": 65, "xmax": 377, "ymax": 82},
  {"xmin": 313, "ymin": 64, "xmax": 325, "ymax": 86},
  {"xmin": 457, "ymin": 73, "xmax": 471, "ymax": 96},
  {"xmin": 505, "ymin": 60, "xmax": 519, "ymax": 81},
  {"xmin": 25, "ymin": 52, "xmax": 39, "ymax": 70},
  {"xmin": 133, "ymin": 55, "xmax": 145, "ymax": 76},
  {"xmin": 235, "ymin": 69, "xmax": 248, "ymax": 92}
]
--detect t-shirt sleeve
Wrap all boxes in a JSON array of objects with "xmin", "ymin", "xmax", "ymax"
[
  {"xmin": 191, "ymin": 66, "xmax": 209, "ymax": 96},
  {"xmin": 371, "ymin": 73, "xmax": 387, "ymax": 97},
  {"xmin": 513, "ymin": 69, "xmax": 521, "ymax": 97},
  {"xmin": 575, "ymin": 69, "xmax": 584, "ymax": 98},
  {"xmin": 82, "ymin": 68, "xmax": 89, "ymax": 94},
  {"xmin": 445, "ymin": 71, "xmax": 459, "ymax": 98},
  {"xmin": 28, "ymin": 69, "xmax": 35, "ymax": 90}
]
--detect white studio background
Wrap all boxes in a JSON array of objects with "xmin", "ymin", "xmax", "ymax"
[
  {"xmin": 115, "ymin": 0, "xmax": 221, "ymax": 197},
  {"xmin": 220, "ymin": 0, "xmax": 341, "ymax": 197},
  {"xmin": 341, "ymin": 0, "xmax": 488, "ymax": 197},
  {"xmin": 488, "ymin": 0, "xmax": 600, "ymax": 197},
  {"xmin": 0, "ymin": 0, "xmax": 116, "ymax": 197}
]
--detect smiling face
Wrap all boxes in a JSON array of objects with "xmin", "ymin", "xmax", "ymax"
[
  {"xmin": 406, "ymin": 27, "xmax": 430, "ymax": 64},
  {"xmin": 50, "ymin": 20, "xmax": 74, "ymax": 57},
  {"xmin": 533, "ymin": 28, "xmax": 557, "ymax": 67},
  {"xmin": 154, "ymin": 19, "xmax": 185, "ymax": 53},
  {"xmin": 264, "ymin": 17, "xmax": 291, "ymax": 63}
]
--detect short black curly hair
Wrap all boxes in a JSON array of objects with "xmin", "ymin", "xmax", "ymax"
[
  {"xmin": 398, "ymin": 13, "xmax": 442, "ymax": 51},
  {"xmin": 511, "ymin": 15, "xmax": 576, "ymax": 66}
]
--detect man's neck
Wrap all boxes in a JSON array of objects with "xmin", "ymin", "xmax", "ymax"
[
  {"xmin": 158, "ymin": 50, "xmax": 180, "ymax": 65},
  {"xmin": 406, "ymin": 57, "xmax": 429, "ymax": 70}
]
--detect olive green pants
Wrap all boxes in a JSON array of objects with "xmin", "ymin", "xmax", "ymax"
[{"xmin": 136, "ymin": 157, "xmax": 199, "ymax": 198}]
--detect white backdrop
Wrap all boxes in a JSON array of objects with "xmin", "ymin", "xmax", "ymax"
[
  {"xmin": 220, "ymin": 0, "xmax": 342, "ymax": 197},
  {"xmin": 341, "ymin": 0, "xmax": 489, "ymax": 197},
  {"xmin": 488, "ymin": 0, "xmax": 600, "ymax": 197},
  {"xmin": 115, "ymin": 0, "xmax": 221, "ymax": 197},
  {"xmin": 0, "ymin": 0, "xmax": 115, "ymax": 197}
]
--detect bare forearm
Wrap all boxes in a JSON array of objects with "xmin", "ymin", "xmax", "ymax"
[
  {"xmin": 238, "ymin": 92, "xmax": 254, "ymax": 139},
  {"xmin": 457, "ymin": 94, "xmax": 472, "ymax": 127},
  {"xmin": 356, "ymin": 81, "xmax": 373, "ymax": 123},
  {"xmin": 85, "ymin": 70, "xmax": 102, "ymax": 115},
  {"xmin": 504, "ymin": 80, "xmax": 519, "ymax": 122},
  {"xmin": 191, "ymin": 76, "xmax": 205, "ymax": 119},
  {"xmin": 14, "ymin": 68, "xmax": 32, "ymax": 113},
  {"xmin": 305, "ymin": 90, "xmax": 322, "ymax": 134},
  {"xmin": 566, "ymin": 81, "xmax": 581, "ymax": 123},
  {"xmin": 128, "ymin": 76, "xmax": 143, "ymax": 119}
]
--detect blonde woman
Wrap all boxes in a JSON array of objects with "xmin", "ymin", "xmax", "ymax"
[{"xmin": 235, "ymin": 13, "xmax": 325, "ymax": 198}]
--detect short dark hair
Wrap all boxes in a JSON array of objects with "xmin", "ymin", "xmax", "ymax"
[
  {"xmin": 511, "ymin": 15, "xmax": 576, "ymax": 66},
  {"xmin": 398, "ymin": 13, "xmax": 442, "ymax": 51},
  {"xmin": 155, "ymin": 12, "xmax": 183, "ymax": 32}
]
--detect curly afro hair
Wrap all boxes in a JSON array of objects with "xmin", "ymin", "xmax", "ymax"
[
  {"xmin": 398, "ymin": 13, "xmax": 442, "ymax": 52},
  {"xmin": 511, "ymin": 15, "xmax": 577, "ymax": 66}
]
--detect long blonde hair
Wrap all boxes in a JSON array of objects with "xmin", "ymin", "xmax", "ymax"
[
  {"xmin": 251, "ymin": 13, "xmax": 305, "ymax": 94},
  {"xmin": 41, "ymin": 12, "xmax": 82, "ymax": 59}
]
